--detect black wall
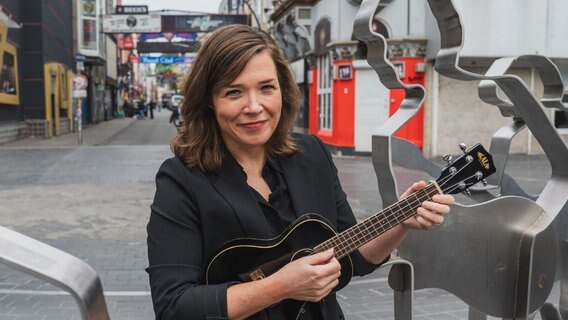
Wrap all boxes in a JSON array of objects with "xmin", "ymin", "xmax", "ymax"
[{"xmin": 0, "ymin": 0, "xmax": 73, "ymax": 120}]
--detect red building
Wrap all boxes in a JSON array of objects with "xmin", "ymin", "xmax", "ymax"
[{"xmin": 271, "ymin": 1, "xmax": 428, "ymax": 154}]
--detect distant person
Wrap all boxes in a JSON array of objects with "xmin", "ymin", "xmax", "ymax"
[
  {"xmin": 168, "ymin": 105, "xmax": 180, "ymax": 126},
  {"xmin": 137, "ymin": 99, "xmax": 147, "ymax": 120},
  {"xmin": 123, "ymin": 99, "xmax": 134, "ymax": 117},
  {"xmin": 149, "ymin": 100, "xmax": 156, "ymax": 119},
  {"xmin": 146, "ymin": 24, "xmax": 455, "ymax": 319}
]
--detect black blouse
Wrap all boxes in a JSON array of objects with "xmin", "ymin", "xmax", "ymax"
[{"xmin": 248, "ymin": 159, "xmax": 295, "ymax": 237}]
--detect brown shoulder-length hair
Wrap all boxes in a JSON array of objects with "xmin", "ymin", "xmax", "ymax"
[{"xmin": 172, "ymin": 24, "xmax": 300, "ymax": 173}]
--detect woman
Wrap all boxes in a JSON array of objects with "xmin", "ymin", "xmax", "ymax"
[{"xmin": 147, "ymin": 25, "xmax": 454, "ymax": 320}]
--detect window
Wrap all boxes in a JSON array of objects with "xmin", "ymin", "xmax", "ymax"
[
  {"xmin": 317, "ymin": 54, "xmax": 332, "ymax": 131},
  {"xmin": 0, "ymin": 20, "xmax": 19, "ymax": 105},
  {"xmin": 80, "ymin": 0, "xmax": 99, "ymax": 52}
]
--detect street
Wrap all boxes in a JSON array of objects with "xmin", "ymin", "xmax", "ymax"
[{"xmin": 0, "ymin": 111, "xmax": 560, "ymax": 319}]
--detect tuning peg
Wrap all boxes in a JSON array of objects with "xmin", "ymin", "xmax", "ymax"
[
  {"xmin": 459, "ymin": 143, "xmax": 467, "ymax": 154},
  {"xmin": 442, "ymin": 154, "xmax": 453, "ymax": 164},
  {"xmin": 481, "ymin": 179, "xmax": 488, "ymax": 186}
]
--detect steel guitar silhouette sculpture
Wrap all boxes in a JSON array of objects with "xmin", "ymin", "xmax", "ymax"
[
  {"xmin": 354, "ymin": 0, "xmax": 568, "ymax": 319},
  {"xmin": 206, "ymin": 144, "xmax": 495, "ymax": 319}
]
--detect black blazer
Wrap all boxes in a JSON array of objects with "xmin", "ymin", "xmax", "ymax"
[{"xmin": 147, "ymin": 134, "xmax": 380, "ymax": 319}]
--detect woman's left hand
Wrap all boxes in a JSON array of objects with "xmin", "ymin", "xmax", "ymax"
[{"xmin": 400, "ymin": 181, "xmax": 455, "ymax": 230}]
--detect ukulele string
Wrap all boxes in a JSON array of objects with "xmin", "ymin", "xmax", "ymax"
[
  {"xmin": 326, "ymin": 185, "xmax": 438, "ymax": 257},
  {"xmin": 328, "ymin": 168, "xmax": 481, "ymax": 258},
  {"xmin": 439, "ymin": 172, "xmax": 479, "ymax": 194}
]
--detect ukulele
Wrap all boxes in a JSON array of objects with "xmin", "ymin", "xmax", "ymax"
[{"xmin": 206, "ymin": 143, "xmax": 496, "ymax": 319}]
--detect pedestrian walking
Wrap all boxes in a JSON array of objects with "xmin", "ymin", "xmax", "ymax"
[
  {"xmin": 149, "ymin": 100, "xmax": 156, "ymax": 119},
  {"xmin": 168, "ymin": 106, "xmax": 180, "ymax": 126}
]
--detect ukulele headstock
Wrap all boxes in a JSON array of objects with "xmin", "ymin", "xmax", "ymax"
[{"xmin": 436, "ymin": 143, "xmax": 496, "ymax": 195}]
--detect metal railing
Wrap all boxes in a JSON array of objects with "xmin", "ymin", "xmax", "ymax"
[{"xmin": 0, "ymin": 225, "xmax": 110, "ymax": 320}]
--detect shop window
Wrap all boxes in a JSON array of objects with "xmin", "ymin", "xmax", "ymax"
[{"xmin": 0, "ymin": 21, "xmax": 19, "ymax": 105}]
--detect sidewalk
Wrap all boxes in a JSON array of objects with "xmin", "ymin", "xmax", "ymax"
[
  {"xmin": 0, "ymin": 117, "xmax": 136, "ymax": 148},
  {"xmin": 0, "ymin": 117, "xmax": 560, "ymax": 319}
]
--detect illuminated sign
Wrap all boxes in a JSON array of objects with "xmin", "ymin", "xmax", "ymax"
[{"xmin": 139, "ymin": 56, "xmax": 195, "ymax": 64}]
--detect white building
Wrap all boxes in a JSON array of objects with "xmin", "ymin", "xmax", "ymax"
[{"xmin": 267, "ymin": 0, "xmax": 568, "ymax": 156}]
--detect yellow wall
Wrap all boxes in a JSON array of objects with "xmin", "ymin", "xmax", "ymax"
[{"xmin": 44, "ymin": 63, "xmax": 72, "ymax": 136}]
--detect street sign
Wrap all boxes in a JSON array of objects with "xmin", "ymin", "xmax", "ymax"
[
  {"xmin": 74, "ymin": 54, "xmax": 86, "ymax": 62},
  {"xmin": 115, "ymin": 5, "xmax": 148, "ymax": 15},
  {"xmin": 392, "ymin": 61, "xmax": 405, "ymax": 79},
  {"xmin": 73, "ymin": 90, "xmax": 88, "ymax": 98},
  {"xmin": 73, "ymin": 74, "xmax": 88, "ymax": 90},
  {"xmin": 72, "ymin": 74, "xmax": 88, "ymax": 98},
  {"xmin": 139, "ymin": 56, "xmax": 195, "ymax": 64},
  {"xmin": 123, "ymin": 36, "xmax": 133, "ymax": 49}
]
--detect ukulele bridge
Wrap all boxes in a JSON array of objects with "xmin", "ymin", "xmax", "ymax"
[{"xmin": 249, "ymin": 269, "xmax": 266, "ymax": 281}]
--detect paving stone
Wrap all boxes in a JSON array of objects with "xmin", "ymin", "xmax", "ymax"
[{"xmin": 0, "ymin": 122, "xmax": 560, "ymax": 319}]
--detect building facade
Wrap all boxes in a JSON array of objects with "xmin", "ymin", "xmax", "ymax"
[
  {"xmin": 268, "ymin": 0, "xmax": 568, "ymax": 156},
  {"xmin": 75, "ymin": 0, "xmax": 116, "ymax": 125},
  {"xmin": 0, "ymin": 0, "xmax": 75, "ymax": 141},
  {"xmin": 0, "ymin": 0, "xmax": 118, "ymax": 143},
  {"xmin": 0, "ymin": 0, "xmax": 23, "ymax": 130}
]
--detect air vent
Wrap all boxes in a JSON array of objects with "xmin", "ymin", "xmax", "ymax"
[{"xmin": 297, "ymin": 8, "xmax": 311, "ymax": 19}]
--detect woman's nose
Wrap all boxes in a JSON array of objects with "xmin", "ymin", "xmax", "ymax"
[{"xmin": 244, "ymin": 93, "xmax": 263, "ymax": 113}]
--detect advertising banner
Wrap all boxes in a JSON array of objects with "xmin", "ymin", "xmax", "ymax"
[
  {"xmin": 161, "ymin": 14, "xmax": 249, "ymax": 33},
  {"xmin": 103, "ymin": 14, "xmax": 161, "ymax": 33}
]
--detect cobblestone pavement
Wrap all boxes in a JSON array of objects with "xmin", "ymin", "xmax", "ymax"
[{"xmin": 0, "ymin": 113, "xmax": 562, "ymax": 319}]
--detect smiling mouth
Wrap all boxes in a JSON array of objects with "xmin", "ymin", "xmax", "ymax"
[{"xmin": 240, "ymin": 120, "xmax": 267, "ymax": 129}]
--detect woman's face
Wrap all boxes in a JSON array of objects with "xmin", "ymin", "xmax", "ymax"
[{"xmin": 212, "ymin": 50, "xmax": 282, "ymax": 154}]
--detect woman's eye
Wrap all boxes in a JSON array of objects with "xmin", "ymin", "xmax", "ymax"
[
  {"xmin": 225, "ymin": 89, "xmax": 240, "ymax": 97},
  {"xmin": 261, "ymin": 85, "xmax": 276, "ymax": 92}
]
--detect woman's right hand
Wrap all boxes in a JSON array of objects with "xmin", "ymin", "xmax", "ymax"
[{"xmin": 271, "ymin": 249, "xmax": 341, "ymax": 302}]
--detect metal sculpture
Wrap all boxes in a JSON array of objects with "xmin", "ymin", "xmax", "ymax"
[
  {"xmin": 0, "ymin": 226, "xmax": 110, "ymax": 319},
  {"xmin": 354, "ymin": 0, "xmax": 568, "ymax": 318},
  {"xmin": 428, "ymin": 1, "xmax": 568, "ymax": 318}
]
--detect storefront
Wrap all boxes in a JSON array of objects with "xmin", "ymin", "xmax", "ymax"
[
  {"xmin": 272, "ymin": 1, "xmax": 418, "ymax": 153},
  {"xmin": 77, "ymin": 0, "xmax": 109, "ymax": 125},
  {"xmin": 0, "ymin": 0, "xmax": 74, "ymax": 140},
  {"xmin": 0, "ymin": 6, "xmax": 27, "ymax": 144}
]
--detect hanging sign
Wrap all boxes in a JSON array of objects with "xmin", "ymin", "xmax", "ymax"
[
  {"xmin": 103, "ymin": 14, "xmax": 161, "ymax": 33},
  {"xmin": 72, "ymin": 74, "xmax": 88, "ymax": 98},
  {"xmin": 115, "ymin": 5, "xmax": 148, "ymax": 15}
]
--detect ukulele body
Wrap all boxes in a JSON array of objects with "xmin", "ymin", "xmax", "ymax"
[{"xmin": 206, "ymin": 213, "xmax": 354, "ymax": 319}]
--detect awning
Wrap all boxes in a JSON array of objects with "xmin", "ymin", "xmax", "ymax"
[{"xmin": 0, "ymin": 6, "xmax": 22, "ymax": 28}]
